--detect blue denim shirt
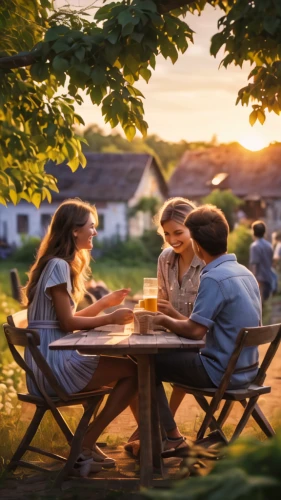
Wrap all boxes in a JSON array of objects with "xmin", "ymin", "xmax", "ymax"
[{"xmin": 190, "ymin": 254, "xmax": 261, "ymax": 388}]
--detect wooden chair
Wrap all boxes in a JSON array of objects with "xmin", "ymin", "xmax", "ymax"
[
  {"xmin": 7, "ymin": 309, "xmax": 107, "ymax": 449},
  {"xmin": 10, "ymin": 268, "xmax": 23, "ymax": 303},
  {"xmin": 7, "ymin": 308, "xmax": 28, "ymax": 328},
  {"xmin": 3, "ymin": 323, "xmax": 111, "ymax": 485},
  {"xmin": 173, "ymin": 323, "xmax": 281, "ymax": 446}
]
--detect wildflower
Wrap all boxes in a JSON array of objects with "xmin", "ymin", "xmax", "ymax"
[{"xmin": 0, "ymin": 383, "xmax": 7, "ymax": 393}]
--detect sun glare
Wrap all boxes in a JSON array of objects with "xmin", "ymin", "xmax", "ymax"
[{"xmin": 238, "ymin": 132, "xmax": 269, "ymax": 152}]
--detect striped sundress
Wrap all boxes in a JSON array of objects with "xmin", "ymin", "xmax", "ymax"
[{"xmin": 25, "ymin": 258, "xmax": 100, "ymax": 396}]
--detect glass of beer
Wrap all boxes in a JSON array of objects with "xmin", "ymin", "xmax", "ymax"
[{"xmin": 143, "ymin": 278, "xmax": 158, "ymax": 312}]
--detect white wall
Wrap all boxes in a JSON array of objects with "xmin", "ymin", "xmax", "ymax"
[
  {"xmin": 128, "ymin": 162, "xmax": 165, "ymax": 208},
  {"xmin": 0, "ymin": 201, "xmax": 128, "ymax": 246},
  {"xmin": 96, "ymin": 202, "xmax": 128, "ymax": 241},
  {"xmin": 0, "ymin": 202, "xmax": 59, "ymax": 246}
]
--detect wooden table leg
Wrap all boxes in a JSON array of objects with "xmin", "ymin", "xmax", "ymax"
[
  {"xmin": 150, "ymin": 355, "xmax": 164, "ymax": 474},
  {"xmin": 136, "ymin": 354, "xmax": 153, "ymax": 488}
]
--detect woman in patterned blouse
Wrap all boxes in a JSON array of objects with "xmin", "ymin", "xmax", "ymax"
[{"xmin": 155, "ymin": 197, "xmax": 205, "ymax": 417}]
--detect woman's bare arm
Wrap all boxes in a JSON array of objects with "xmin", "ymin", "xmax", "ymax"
[
  {"xmin": 74, "ymin": 288, "xmax": 131, "ymax": 317},
  {"xmin": 50, "ymin": 285, "xmax": 133, "ymax": 333}
]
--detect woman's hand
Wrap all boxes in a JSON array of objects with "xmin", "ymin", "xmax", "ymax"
[
  {"xmin": 102, "ymin": 288, "xmax": 131, "ymax": 309},
  {"xmin": 157, "ymin": 299, "xmax": 178, "ymax": 318},
  {"xmin": 110, "ymin": 308, "xmax": 134, "ymax": 325}
]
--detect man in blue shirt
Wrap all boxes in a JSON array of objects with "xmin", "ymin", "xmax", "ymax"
[
  {"xmin": 249, "ymin": 220, "xmax": 273, "ymax": 303},
  {"xmin": 151, "ymin": 204, "xmax": 261, "ymax": 453}
]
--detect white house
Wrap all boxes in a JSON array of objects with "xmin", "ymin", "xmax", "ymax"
[{"xmin": 0, "ymin": 153, "xmax": 167, "ymax": 247}]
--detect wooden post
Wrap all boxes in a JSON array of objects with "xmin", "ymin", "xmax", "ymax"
[{"xmin": 137, "ymin": 354, "xmax": 153, "ymax": 488}]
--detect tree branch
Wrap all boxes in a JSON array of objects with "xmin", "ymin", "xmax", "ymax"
[
  {"xmin": 0, "ymin": 51, "xmax": 39, "ymax": 69},
  {"xmin": 0, "ymin": 0, "xmax": 195, "ymax": 70}
]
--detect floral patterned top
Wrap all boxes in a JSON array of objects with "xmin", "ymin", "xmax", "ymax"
[{"xmin": 157, "ymin": 247, "xmax": 204, "ymax": 317}]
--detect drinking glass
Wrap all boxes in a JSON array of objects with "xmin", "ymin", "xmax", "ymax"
[{"xmin": 143, "ymin": 277, "xmax": 158, "ymax": 312}]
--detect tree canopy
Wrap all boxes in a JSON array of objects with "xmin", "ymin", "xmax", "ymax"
[{"xmin": 1, "ymin": 0, "xmax": 281, "ymax": 206}]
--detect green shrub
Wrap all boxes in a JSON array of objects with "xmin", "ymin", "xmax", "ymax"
[
  {"xmin": 11, "ymin": 235, "xmax": 40, "ymax": 265},
  {"xmin": 95, "ymin": 231, "xmax": 162, "ymax": 266},
  {"xmin": 145, "ymin": 434, "xmax": 281, "ymax": 500},
  {"xmin": 202, "ymin": 189, "xmax": 242, "ymax": 230},
  {"xmin": 228, "ymin": 224, "xmax": 252, "ymax": 266}
]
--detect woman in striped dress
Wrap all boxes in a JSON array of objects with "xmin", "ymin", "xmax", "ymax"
[{"xmin": 24, "ymin": 198, "xmax": 137, "ymax": 472}]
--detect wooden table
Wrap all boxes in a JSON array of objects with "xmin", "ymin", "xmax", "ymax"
[{"xmin": 50, "ymin": 324, "xmax": 204, "ymax": 488}]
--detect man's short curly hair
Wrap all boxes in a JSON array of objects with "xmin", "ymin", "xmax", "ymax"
[{"xmin": 185, "ymin": 204, "xmax": 229, "ymax": 255}]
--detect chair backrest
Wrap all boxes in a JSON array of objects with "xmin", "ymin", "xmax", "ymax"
[
  {"xmin": 10, "ymin": 268, "xmax": 22, "ymax": 303},
  {"xmin": 3, "ymin": 323, "xmax": 69, "ymax": 403},
  {"xmin": 7, "ymin": 309, "xmax": 28, "ymax": 328},
  {"xmin": 218, "ymin": 323, "xmax": 281, "ymax": 396}
]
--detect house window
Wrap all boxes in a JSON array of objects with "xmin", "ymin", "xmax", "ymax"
[
  {"xmin": 41, "ymin": 213, "xmax": 52, "ymax": 231},
  {"xmin": 98, "ymin": 214, "xmax": 105, "ymax": 230},
  {"xmin": 17, "ymin": 215, "xmax": 28, "ymax": 234}
]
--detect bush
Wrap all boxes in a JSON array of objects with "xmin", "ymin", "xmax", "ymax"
[
  {"xmin": 145, "ymin": 434, "xmax": 281, "ymax": 500},
  {"xmin": 228, "ymin": 224, "xmax": 252, "ymax": 266},
  {"xmin": 202, "ymin": 189, "xmax": 242, "ymax": 230},
  {"xmin": 11, "ymin": 236, "xmax": 40, "ymax": 265},
  {"xmin": 95, "ymin": 231, "xmax": 162, "ymax": 266}
]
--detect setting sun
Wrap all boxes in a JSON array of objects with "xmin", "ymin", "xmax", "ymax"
[{"xmin": 238, "ymin": 132, "xmax": 269, "ymax": 151}]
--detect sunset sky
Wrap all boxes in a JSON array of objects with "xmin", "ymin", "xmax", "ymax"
[{"xmin": 55, "ymin": 1, "xmax": 281, "ymax": 146}]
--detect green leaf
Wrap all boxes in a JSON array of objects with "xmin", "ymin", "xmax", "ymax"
[
  {"xmin": 67, "ymin": 156, "xmax": 80, "ymax": 172},
  {"xmin": 52, "ymin": 56, "xmax": 69, "ymax": 73},
  {"xmin": 117, "ymin": 10, "xmax": 134, "ymax": 27},
  {"xmin": 31, "ymin": 192, "xmax": 41, "ymax": 209},
  {"xmin": 210, "ymin": 32, "xmax": 225, "ymax": 57},
  {"xmin": 9, "ymin": 189, "xmax": 17, "ymax": 205},
  {"xmin": 257, "ymin": 109, "xmax": 266, "ymax": 124},
  {"xmin": 122, "ymin": 23, "xmax": 134, "ymax": 36},
  {"xmin": 75, "ymin": 46, "xmax": 86, "ymax": 62},
  {"xmin": 107, "ymin": 28, "xmax": 120, "ymax": 45},
  {"xmin": 90, "ymin": 86, "xmax": 104, "ymax": 105},
  {"xmin": 91, "ymin": 67, "xmax": 107, "ymax": 85},
  {"xmin": 30, "ymin": 62, "xmax": 49, "ymax": 82},
  {"xmin": 137, "ymin": 0, "xmax": 157, "ymax": 13},
  {"xmin": 124, "ymin": 124, "xmax": 136, "ymax": 141},
  {"xmin": 139, "ymin": 67, "xmax": 151, "ymax": 83},
  {"xmin": 249, "ymin": 110, "xmax": 258, "ymax": 126},
  {"xmin": 52, "ymin": 39, "xmax": 70, "ymax": 54},
  {"xmin": 45, "ymin": 25, "xmax": 69, "ymax": 42}
]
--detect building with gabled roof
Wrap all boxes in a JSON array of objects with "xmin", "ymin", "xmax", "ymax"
[
  {"xmin": 0, "ymin": 153, "xmax": 168, "ymax": 247},
  {"xmin": 169, "ymin": 143, "xmax": 281, "ymax": 235}
]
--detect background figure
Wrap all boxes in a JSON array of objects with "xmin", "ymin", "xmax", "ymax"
[
  {"xmin": 249, "ymin": 220, "xmax": 273, "ymax": 303},
  {"xmin": 273, "ymin": 231, "xmax": 281, "ymax": 270}
]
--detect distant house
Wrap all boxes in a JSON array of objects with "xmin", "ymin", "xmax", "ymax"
[
  {"xmin": 0, "ymin": 153, "xmax": 167, "ymax": 247},
  {"xmin": 169, "ymin": 143, "xmax": 281, "ymax": 235}
]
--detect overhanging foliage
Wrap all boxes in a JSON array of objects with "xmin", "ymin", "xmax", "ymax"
[{"xmin": 1, "ymin": 0, "xmax": 281, "ymax": 205}]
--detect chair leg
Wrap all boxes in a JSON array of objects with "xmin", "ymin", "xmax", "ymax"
[
  {"xmin": 53, "ymin": 396, "xmax": 103, "ymax": 488},
  {"xmin": 240, "ymin": 401, "xmax": 275, "ymax": 438},
  {"xmin": 50, "ymin": 407, "xmax": 74, "ymax": 444},
  {"xmin": 230, "ymin": 396, "xmax": 259, "ymax": 442},
  {"xmin": 194, "ymin": 395, "xmax": 220, "ymax": 433},
  {"xmin": 7, "ymin": 406, "xmax": 46, "ymax": 471},
  {"xmin": 217, "ymin": 401, "xmax": 234, "ymax": 427}
]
